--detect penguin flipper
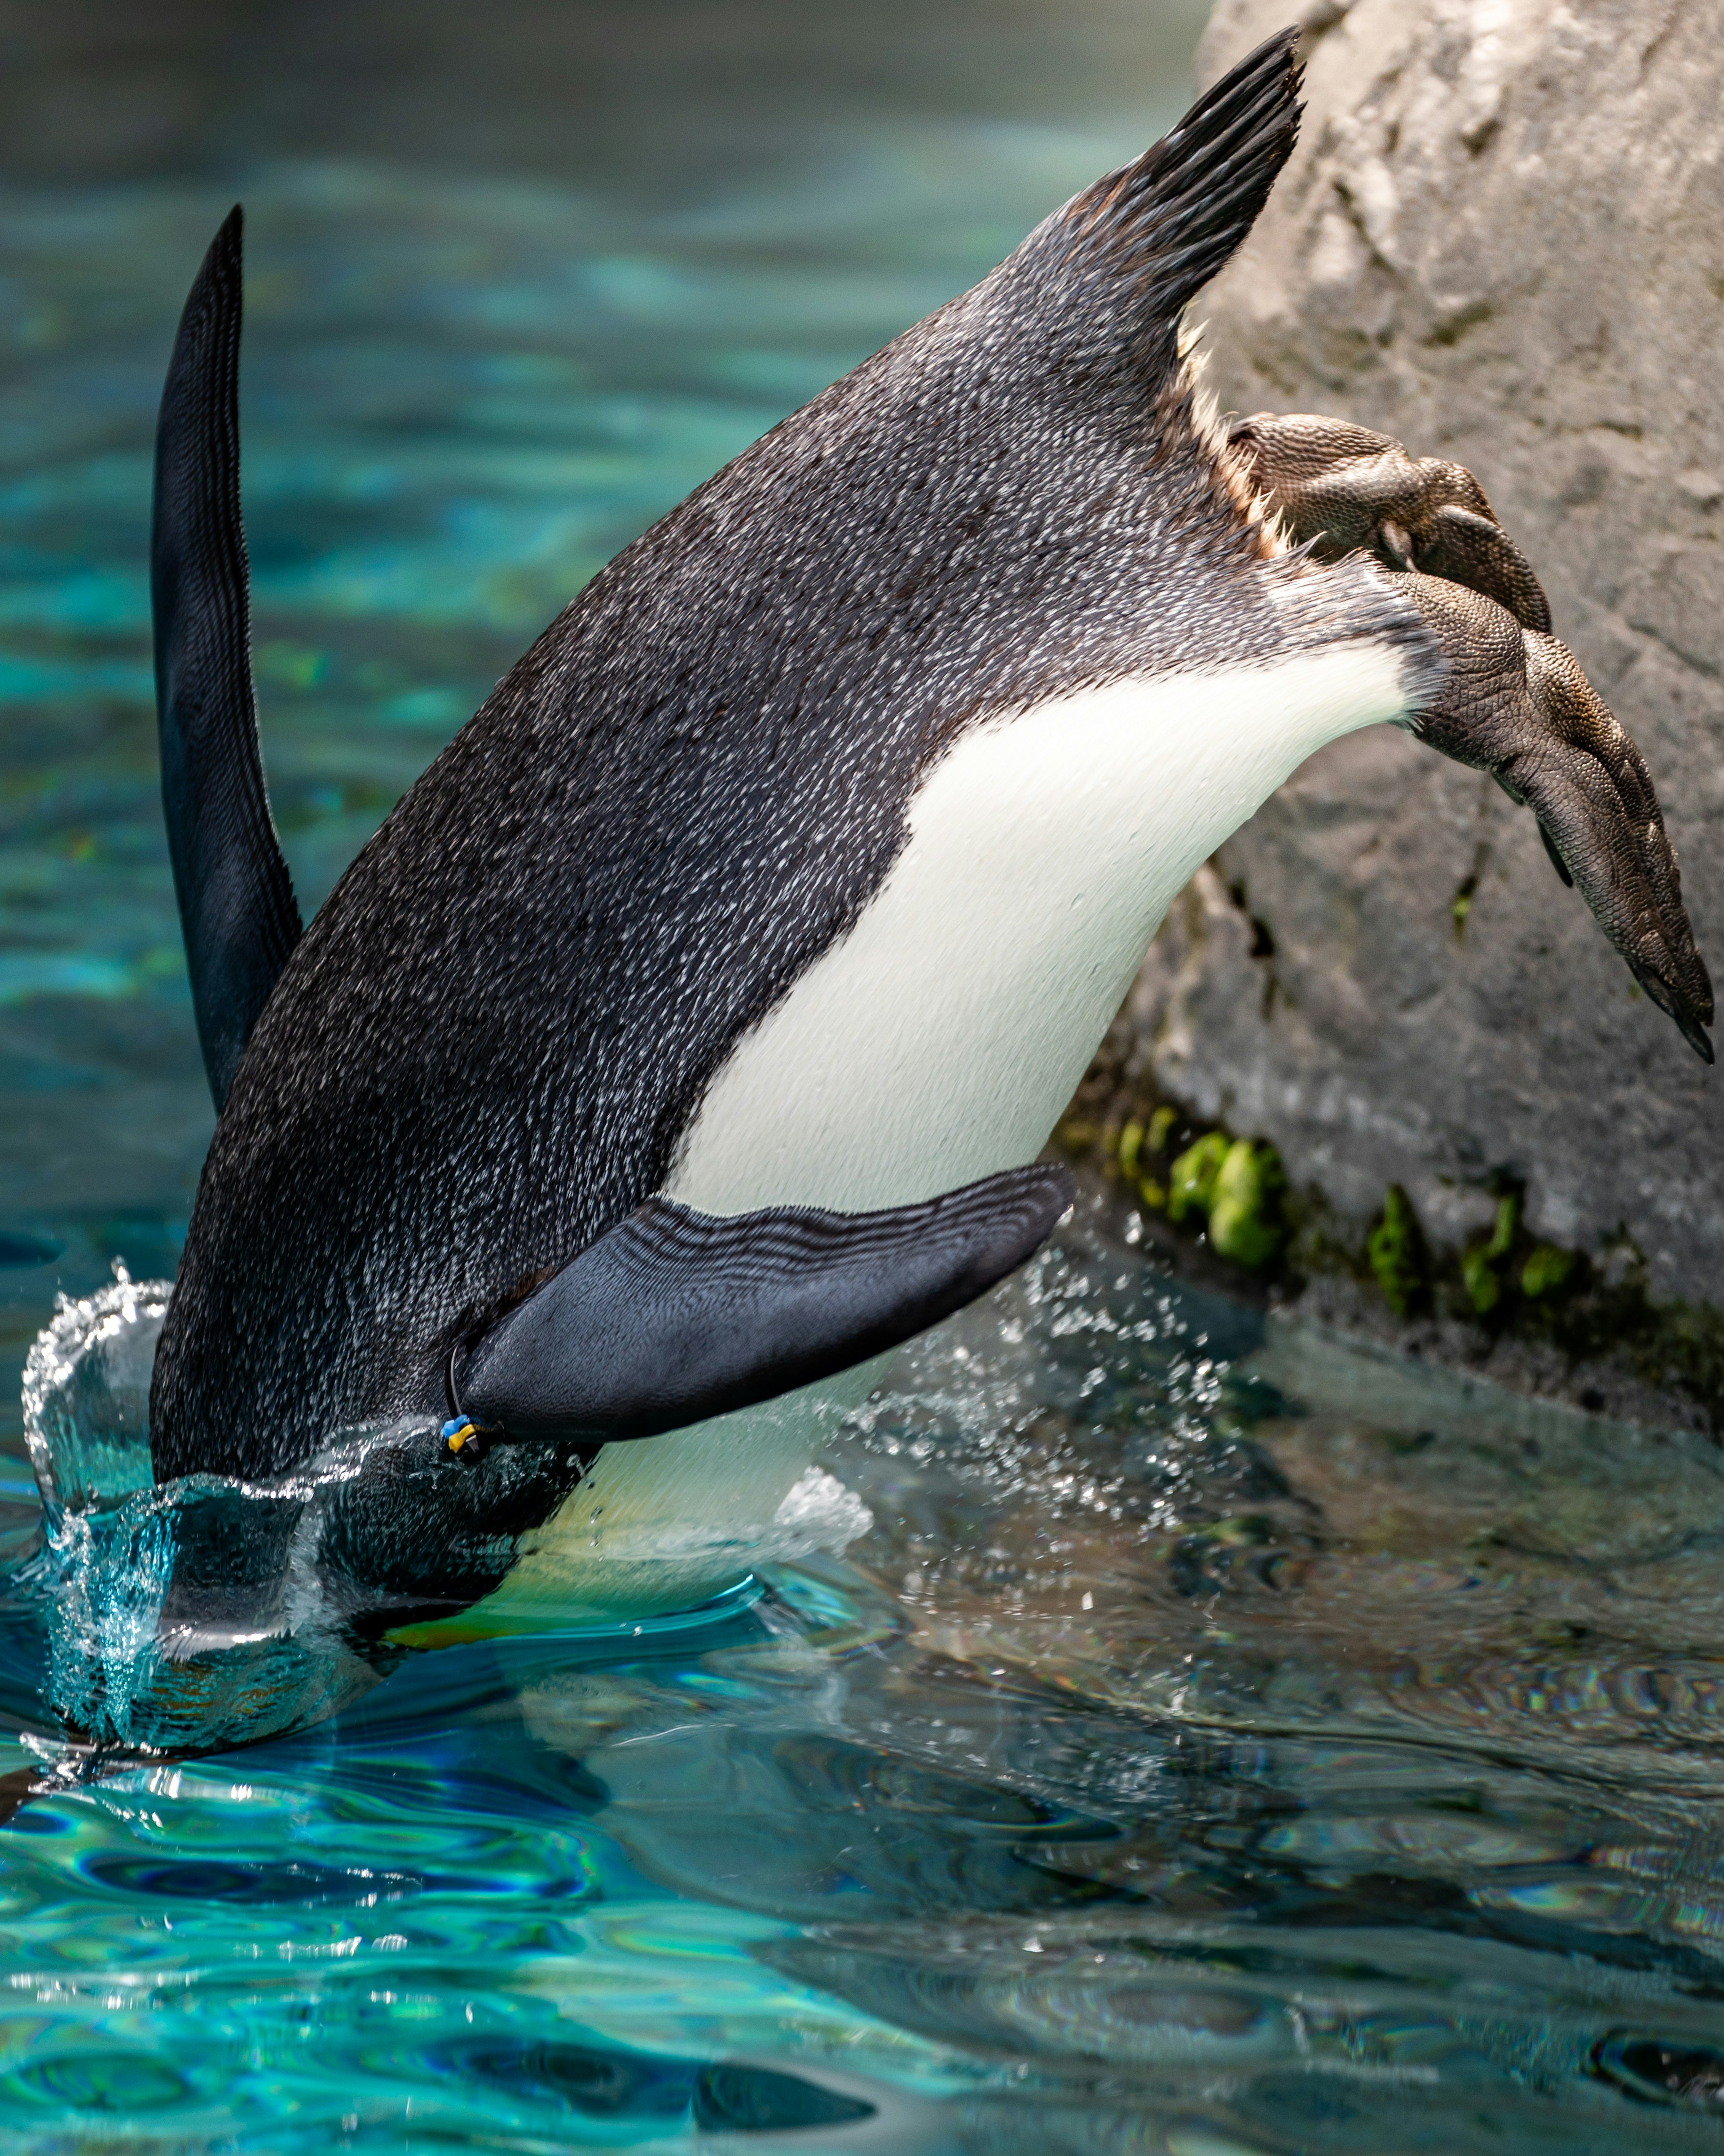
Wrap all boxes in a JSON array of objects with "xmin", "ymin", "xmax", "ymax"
[
  {"xmin": 458, "ymin": 1164, "xmax": 1075, "ymax": 1447},
  {"xmin": 153, "ymin": 205, "xmax": 302, "ymax": 1112}
]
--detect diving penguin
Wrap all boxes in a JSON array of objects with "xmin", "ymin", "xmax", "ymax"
[{"xmin": 146, "ymin": 31, "xmax": 1711, "ymax": 1634}]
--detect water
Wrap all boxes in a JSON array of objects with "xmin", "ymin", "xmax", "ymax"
[
  {"xmin": 8, "ymin": 1199, "xmax": 1724, "ymax": 2149},
  {"xmin": 5, "ymin": 3, "xmax": 1724, "ymax": 2147}
]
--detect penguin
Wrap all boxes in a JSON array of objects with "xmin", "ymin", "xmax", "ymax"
[{"xmin": 144, "ymin": 30, "xmax": 1710, "ymax": 1640}]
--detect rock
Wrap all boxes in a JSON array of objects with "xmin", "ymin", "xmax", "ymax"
[{"xmin": 1121, "ymin": 0, "xmax": 1724, "ymax": 1316}]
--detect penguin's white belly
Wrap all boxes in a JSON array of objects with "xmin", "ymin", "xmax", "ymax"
[
  {"xmin": 460, "ymin": 643, "xmax": 1410, "ymax": 1635},
  {"xmin": 668, "ymin": 644, "xmax": 1410, "ymax": 1214}
]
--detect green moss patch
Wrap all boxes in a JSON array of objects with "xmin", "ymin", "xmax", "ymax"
[
  {"xmin": 1209, "ymin": 1140, "xmax": 1287, "ymax": 1268},
  {"xmin": 1167, "ymin": 1131, "xmax": 1230, "ymax": 1224},
  {"xmin": 1521, "ymin": 1243, "xmax": 1579, "ymax": 1300},
  {"xmin": 1367, "ymin": 1186, "xmax": 1428, "ymax": 1318},
  {"xmin": 1056, "ymin": 1064, "xmax": 1724, "ymax": 1433},
  {"xmin": 1057, "ymin": 1087, "xmax": 1286, "ymax": 1271}
]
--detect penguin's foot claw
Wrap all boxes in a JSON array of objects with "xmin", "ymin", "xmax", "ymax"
[
  {"xmin": 1229, "ymin": 411, "xmax": 1553, "ymax": 634},
  {"xmin": 1228, "ymin": 411, "xmax": 1712, "ymax": 1063}
]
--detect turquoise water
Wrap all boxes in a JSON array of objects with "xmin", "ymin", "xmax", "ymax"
[
  {"xmin": 9, "ymin": 1205, "xmax": 1724, "ymax": 2151},
  {"xmin": 5, "ymin": 4, "xmax": 1724, "ymax": 2148}
]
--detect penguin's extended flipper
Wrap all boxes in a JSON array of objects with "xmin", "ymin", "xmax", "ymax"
[
  {"xmin": 457, "ymin": 1164, "xmax": 1075, "ymax": 1447},
  {"xmin": 1230, "ymin": 414, "xmax": 1711, "ymax": 1062},
  {"xmin": 153, "ymin": 206, "xmax": 302, "ymax": 1111}
]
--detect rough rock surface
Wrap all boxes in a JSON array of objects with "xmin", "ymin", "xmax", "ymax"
[{"xmin": 1122, "ymin": 0, "xmax": 1724, "ymax": 1304}]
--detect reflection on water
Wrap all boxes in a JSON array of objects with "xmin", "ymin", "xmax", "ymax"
[
  {"xmin": 4, "ymin": 1192, "xmax": 1724, "ymax": 2151},
  {"xmin": 6, "ymin": 2, "xmax": 1724, "ymax": 2147}
]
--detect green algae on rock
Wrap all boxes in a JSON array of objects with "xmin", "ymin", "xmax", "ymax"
[
  {"xmin": 1166, "ymin": 1131, "xmax": 1231, "ymax": 1225},
  {"xmin": 1068, "ymin": 1091, "xmax": 1288, "ymax": 1270},
  {"xmin": 1367, "ymin": 1185, "xmax": 1429, "ymax": 1318},
  {"xmin": 1522, "ymin": 1243, "xmax": 1580, "ymax": 1301},
  {"xmin": 1460, "ymin": 1244, "xmax": 1502, "ymax": 1317},
  {"xmin": 1208, "ymin": 1138, "xmax": 1286, "ymax": 1268},
  {"xmin": 1462, "ymin": 1195, "xmax": 1521, "ymax": 1318},
  {"xmin": 1056, "ymin": 1051, "xmax": 1724, "ymax": 1432}
]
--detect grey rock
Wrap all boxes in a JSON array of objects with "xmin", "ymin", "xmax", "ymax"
[{"xmin": 1124, "ymin": 0, "xmax": 1724, "ymax": 1303}]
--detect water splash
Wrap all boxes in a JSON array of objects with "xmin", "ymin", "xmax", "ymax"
[
  {"xmin": 836, "ymin": 1197, "xmax": 1724, "ymax": 1796},
  {"xmin": 22, "ymin": 1265, "xmax": 165, "ymax": 1522},
  {"xmin": 16, "ymin": 1278, "xmax": 870, "ymax": 1755}
]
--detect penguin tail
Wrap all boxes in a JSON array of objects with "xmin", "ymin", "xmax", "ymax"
[
  {"xmin": 1002, "ymin": 26, "xmax": 1303, "ymax": 381},
  {"xmin": 153, "ymin": 205, "xmax": 303, "ymax": 1113}
]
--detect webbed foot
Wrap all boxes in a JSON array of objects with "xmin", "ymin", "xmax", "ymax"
[
  {"xmin": 1231, "ymin": 414, "xmax": 1713, "ymax": 1062},
  {"xmin": 1231, "ymin": 411, "xmax": 1552, "ymax": 632}
]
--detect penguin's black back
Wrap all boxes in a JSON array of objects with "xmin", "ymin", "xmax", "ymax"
[{"xmin": 150, "ymin": 32, "xmax": 1416, "ymax": 1481}]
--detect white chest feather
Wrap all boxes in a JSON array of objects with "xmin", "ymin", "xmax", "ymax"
[{"xmin": 667, "ymin": 643, "xmax": 1410, "ymax": 1217}]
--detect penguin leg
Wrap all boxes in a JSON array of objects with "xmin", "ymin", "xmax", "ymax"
[
  {"xmin": 453, "ymin": 1164, "xmax": 1074, "ymax": 1449},
  {"xmin": 1228, "ymin": 413, "xmax": 1712, "ymax": 1062},
  {"xmin": 1393, "ymin": 570, "xmax": 1711, "ymax": 1059},
  {"xmin": 1228, "ymin": 412, "xmax": 1553, "ymax": 633},
  {"xmin": 154, "ymin": 206, "xmax": 302, "ymax": 1111}
]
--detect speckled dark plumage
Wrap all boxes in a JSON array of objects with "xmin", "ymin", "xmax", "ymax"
[{"xmin": 150, "ymin": 31, "xmax": 1429, "ymax": 1484}]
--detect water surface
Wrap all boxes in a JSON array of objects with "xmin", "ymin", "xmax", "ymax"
[{"xmin": 7, "ymin": 1197, "xmax": 1724, "ymax": 2151}]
